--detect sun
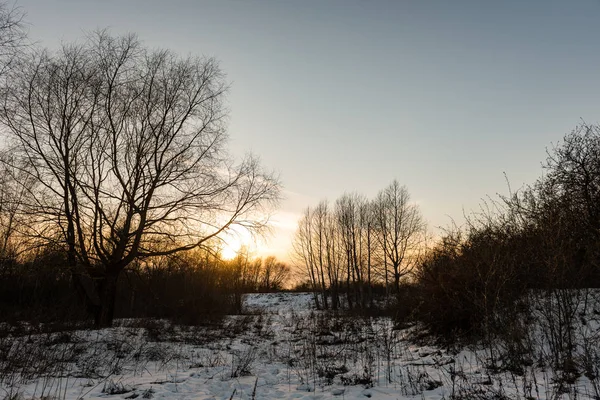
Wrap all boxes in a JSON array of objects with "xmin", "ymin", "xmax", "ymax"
[
  {"xmin": 219, "ymin": 225, "xmax": 272, "ymax": 260},
  {"xmin": 220, "ymin": 226, "xmax": 256, "ymax": 260},
  {"xmin": 221, "ymin": 238, "xmax": 242, "ymax": 260}
]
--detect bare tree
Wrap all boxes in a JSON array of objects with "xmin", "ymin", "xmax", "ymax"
[
  {"xmin": 0, "ymin": 2, "xmax": 28, "ymax": 260},
  {"xmin": 312, "ymin": 201, "xmax": 330, "ymax": 308},
  {"xmin": 0, "ymin": 32, "xmax": 280, "ymax": 327},
  {"xmin": 361, "ymin": 199, "xmax": 379, "ymax": 307},
  {"xmin": 336, "ymin": 193, "xmax": 369, "ymax": 308},
  {"xmin": 0, "ymin": 1, "xmax": 27, "ymax": 78},
  {"xmin": 0, "ymin": 152, "xmax": 35, "ymax": 269},
  {"xmin": 323, "ymin": 202, "xmax": 343, "ymax": 309},
  {"xmin": 293, "ymin": 199, "xmax": 360, "ymax": 309},
  {"xmin": 260, "ymin": 255, "xmax": 290, "ymax": 291},
  {"xmin": 374, "ymin": 180, "xmax": 425, "ymax": 294},
  {"xmin": 544, "ymin": 123, "xmax": 600, "ymax": 238},
  {"xmin": 292, "ymin": 207, "xmax": 321, "ymax": 308}
]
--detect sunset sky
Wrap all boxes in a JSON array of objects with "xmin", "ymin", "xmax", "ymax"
[{"xmin": 18, "ymin": 0, "xmax": 600, "ymax": 261}]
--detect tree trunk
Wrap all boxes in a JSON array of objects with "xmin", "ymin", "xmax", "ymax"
[
  {"xmin": 332, "ymin": 281, "xmax": 339, "ymax": 310},
  {"xmin": 71, "ymin": 271, "xmax": 101, "ymax": 317},
  {"xmin": 95, "ymin": 272, "xmax": 120, "ymax": 328},
  {"xmin": 346, "ymin": 255, "xmax": 353, "ymax": 309},
  {"xmin": 394, "ymin": 264, "xmax": 401, "ymax": 294}
]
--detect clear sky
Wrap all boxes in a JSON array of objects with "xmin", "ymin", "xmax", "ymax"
[{"xmin": 16, "ymin": 0, "xmax": 600, "ymax": 261}]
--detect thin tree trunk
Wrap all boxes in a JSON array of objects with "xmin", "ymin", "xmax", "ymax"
[{"xmin": 346, "ymin": 252, "xmax": 353, "ymax": 309}]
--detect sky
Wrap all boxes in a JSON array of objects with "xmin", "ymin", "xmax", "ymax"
[{"xmin": 16, "ymin": 0, "xmax": 600, "ymax": 261}]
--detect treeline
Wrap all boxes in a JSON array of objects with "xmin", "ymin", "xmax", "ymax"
[
  {"xmin": 294, "ymin": 123, "xmax": 600, "ymax": 352},
  {"xmin": 0, "ymin": 244, "xmax": 290, "ymax": 325},
  {"xmin": 413, "ymin": 123, "xmax": 600, "ymax": 338},
  {"xmin": 292, "ymin": 181, "xmax": 427, "ymax": 310}
]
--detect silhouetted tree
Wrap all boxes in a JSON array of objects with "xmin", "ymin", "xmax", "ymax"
[
  {"xmin": 336, "ymin": 193, "xmax": 365, "ymax": 308},
  {"xmin": 0, "ymin": 32, "xmax": 280, "ymax": 327},
  {"xmin": 292, "ymin": 207, "xmax": 322, "ymax": 308},
  {"xmin": 374, "ymin": 180, "xmax": 425, "ymax": 294},
  {"xmin": 259, "ymin": 256, "xmax": 290, "ymax": 291},
  {"xmin": 0, "ymin": 1, "xmax": 27, "ymax": 78},
  {"xmin": 0, "ymin": 153, "xmax": 35, "ymax": 267},
  {"xmin": 293, "ymin": 182, "xmax": 425, "ymax": 309}
]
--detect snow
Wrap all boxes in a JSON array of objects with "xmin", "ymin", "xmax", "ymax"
[
  {"xmin": 1, "ymin": 291, "xmax": 600, "ymax": 399},
  {"xmin": 243, "ymin": 292, "xmax": 316, "ymax": 314}
]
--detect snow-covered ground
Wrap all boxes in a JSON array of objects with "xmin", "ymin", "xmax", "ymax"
[
  {"xmin": 2, "ymin": 291, "xmax": 600, "ymax": 399},
  {"xmin": 243, "ymin": 292, "xmax": 315, "ymax": 314}
]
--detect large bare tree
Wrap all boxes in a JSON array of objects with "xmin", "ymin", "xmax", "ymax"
[{"xmin": 0, "ymin": 32, "xmax": 280, "ymax": 327}]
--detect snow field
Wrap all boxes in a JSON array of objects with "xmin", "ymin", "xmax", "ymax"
[{"xmin": 2, "ymin": 291, "xmax": 600, "ymax": 399}]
